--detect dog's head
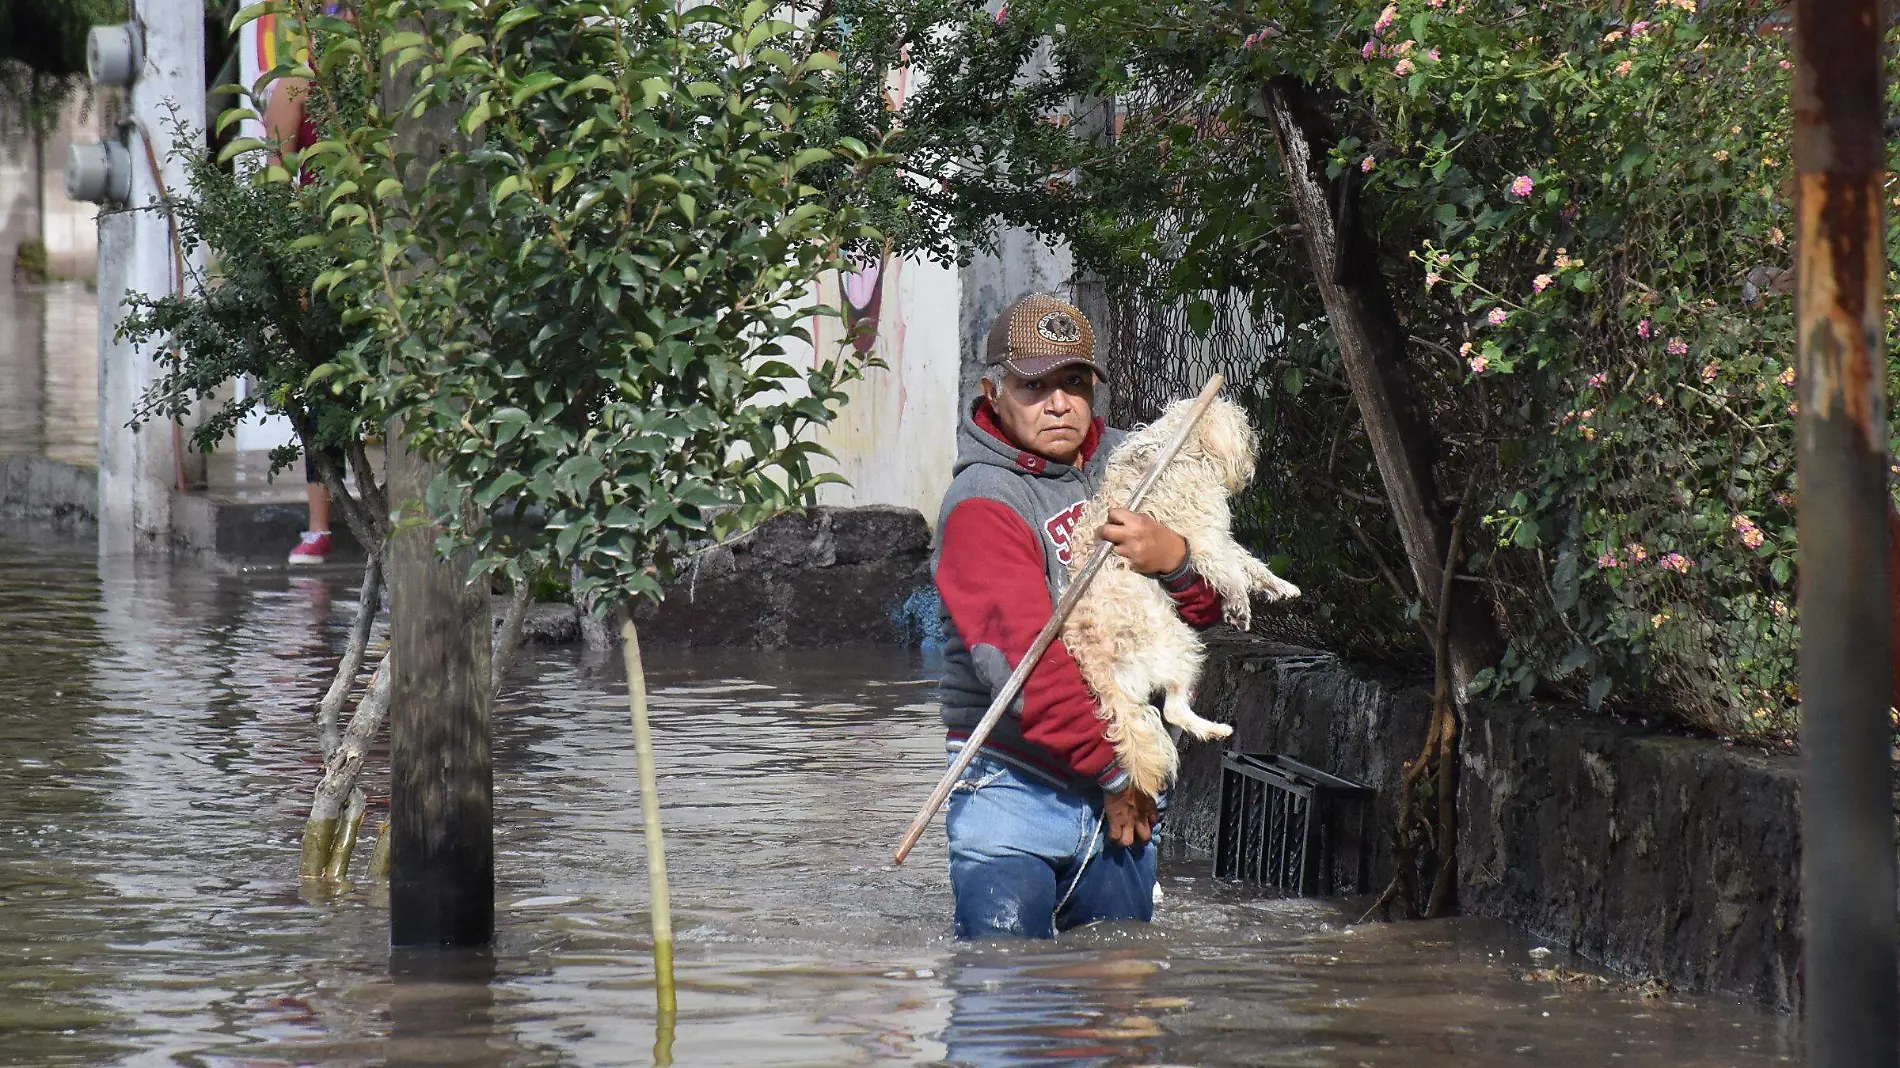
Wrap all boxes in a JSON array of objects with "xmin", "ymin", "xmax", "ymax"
[{"xmin": 1187, "ymin": 397, "xmax": 1258, "ymax": 493}]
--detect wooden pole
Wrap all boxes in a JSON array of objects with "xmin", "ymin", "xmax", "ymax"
[
  {"xmin": 617, "ymin": 611, "xmax": 677, "ymax": 1035},
  {"xmin": 387, "ymin": 429, "xmax": 495, "ymax": 946},
  {"xmin": 892, "ymin": 375, "xmax": 1226, "ymax": 865},
  {"xmin": 1792, "ymin": 0, "xmax": 1896, "ymax": 1060}
]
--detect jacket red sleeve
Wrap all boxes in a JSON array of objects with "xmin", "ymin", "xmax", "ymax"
[
  {"xmin": 936, "ymin": 498, "xmax": 1125, "ymax": 789},
  {"xmin": 1159, "ymin": 560, "xmax": 1224, "ymax": 629}
]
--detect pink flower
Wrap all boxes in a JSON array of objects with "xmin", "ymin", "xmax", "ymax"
[
  {"xmin": 994, "ymin": 3, "xmax": 1007, "ymax": 24},
  {"xmin": 1488, "ymin": 307, "xmax": 1508, "ymax": 325},
  {"xmin": 1361, "ymin": 155, "xmax": 1376, "ymax": 173},
  {"xmin": 1363, "ymin": 39, "xmax": 1380, "ymax": 58},
  {"xmin": 1394, "ymin": 58, "xmax": 1417, "ymax": 76},
  {"xmin": 1509, "ymin": 174, "xmax": 1535, "ymax": 198},
  {"xmin": 1587, "ymin": 371, "xmax": 1608, "ymax": 389},
  {"xmin": 1425, "ymin": 271, "xmax": 1442, "ymax": 288},
  {"xmin": 1395, "ymin": 39, "xmax": 1415, "ymax": 55},
  {"xmin": 1667, "ymin": 337, "xmax": 1689, "ymax": 356},
  {"xmin": 1629, "ymin": 19, "xmax": 1651, "ymax": 37},
  {"xmin": 1374, "ymin": 3, "xmax": 1399, "ymax": 33},
  {"xmin": 1427, "ymin": 0, "xmax": 1444, "ymax": 7},
  {"xmin": 1778, "ymin": 366, "xmax": 1795, "ymax": 386},
  {"xmin": 1658, "ymin": 552, "xmax": 1693, "ymax": 574},
  {"xmin": 1774, "ymin": 491, "xmax": 1794, "ymax": 508},
  {"xmin": 1426, "ymin": 46, "xmax": 1441, "ymax": 60},
  {"xmin": 1779, "ymin": 59, "xmax": 1792, "ymax": 70},
  {"xmin": 1533, "ymin": 273, "xmax": 1554, "ymax": 293},
  {"xmin": 1700, "ymin": 359, "xmax": 1719, "ymax": 382},
  {"xmin": 1615, "ymin": 59, "xmax": 1634, "ymax": 76},
  {"xmin": 1597, "ymin": 551, "xmax": 1621, "ymax": 569},
  {"xmin": 1469, "ymin": 352, "xmax": 1488, "ymax": 374},
  {"xmin": 1603, "ymin": 29, "xmax": 1624, "ymax": 42},
  {"xmin": 1637, "ymin": 318, "xmax": 1652, "ymax": 338},
  {"xmin": 1733, "ymin": 515, "xmax": 1767, "ymax": 550}
]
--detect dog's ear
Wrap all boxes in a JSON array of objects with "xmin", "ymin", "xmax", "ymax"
[{"xmin": 1198, "ymin": 399, "xmax": 1258, "ymax": 492}]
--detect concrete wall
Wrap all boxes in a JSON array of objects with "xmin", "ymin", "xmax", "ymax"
[
  {"xmin": 1174, "ymin": 628, "xmax": 1815, "ymax": 1010},
  {"xmin": 800, "ymin": 255, "xmax": 964, "ymax": 522},
  {"xmin": 0, "ymin": 94, "xmax": 105, "ymax": 279}
]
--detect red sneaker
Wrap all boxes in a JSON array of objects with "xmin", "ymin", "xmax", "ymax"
[{"xmin": 289, "ymin": 531, "xmax": 333, "ymax": 565}]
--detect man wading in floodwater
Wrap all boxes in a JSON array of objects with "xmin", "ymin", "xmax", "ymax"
[{"xmin": 934, "ymin": 293, "xmax": 1224, "ymax": 938}]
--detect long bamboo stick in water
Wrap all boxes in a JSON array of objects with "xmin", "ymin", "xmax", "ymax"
[
  {"xmin": 892, "ymin": 374, "xmax": 1226, "ymax": 865},
  {"xmin": 619, "ymin": 612, "xmax": 677, "ymax": 1025}
]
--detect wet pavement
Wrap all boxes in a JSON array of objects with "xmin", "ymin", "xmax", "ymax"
[
  {"xmin": 0, "ymin": 282, "xmax": 98, "ymax": 467},
  {"xmin": 0, "ymin": 533, "xmax": 1802, "ymax": 1066}
]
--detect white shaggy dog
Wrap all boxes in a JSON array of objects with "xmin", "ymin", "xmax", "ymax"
[{"xmin": 1062, "ymin": 396, "xmax": 1300, "ymax": 797}]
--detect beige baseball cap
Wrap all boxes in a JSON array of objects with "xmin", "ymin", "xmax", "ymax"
[{"xmin": 983, "ymin": 293, "xmax": 1104, "ymax": 381}]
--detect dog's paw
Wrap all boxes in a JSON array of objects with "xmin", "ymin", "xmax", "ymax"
[
  {"xmin": 1200, "ymin": 721, "xmax": 1234, "ymax": 740},
  {"xmin": 1223, "ymin": 604, "xmax": 1254, "ymax": 631},
  {"xmin": 1262, "ymin": 577, "xmax": 1301, "ymax": 602}
]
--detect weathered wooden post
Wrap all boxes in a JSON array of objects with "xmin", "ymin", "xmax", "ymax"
[
  {"xmin": 387, "ymin": 431, "xmax": 495, "ymax": 946},
  {"xmin": 381, "ymin": 19, "xmax": 494, "ymax": 946},
  {"xmin": 1792, "ymin": 0, "xmax": 1896, "ymax": 1062}
]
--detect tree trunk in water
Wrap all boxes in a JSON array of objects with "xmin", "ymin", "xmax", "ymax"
[
  {"xmin": 1261, "ymin": 77, "xmax": 1499, "ymax": 697},
  {"xmin": 319, "ymin": 557, "xmax": 384, "ymax": 759},
  {"xmin": 492, "ymin": 577, "xmax": 533, "ymax": 693},
  {"xmin": 386, "ymin": 429, "xmax": 494, "ymax": 946},
  {"xmin": 576, "ymin": 565, "xmax": 613, "ymax": 651},
  {"xmin": 1264, "ymin": 78, "xmax": 1502, "ymax": 917},
  {"xmin": 301, "ymin": 661, "xmax": 392, "ymax": 879}
]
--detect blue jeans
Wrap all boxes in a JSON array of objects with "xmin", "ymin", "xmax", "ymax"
[{"xmin": 945, "ymin": 754, "xmax": 1158, "ymax": 939}]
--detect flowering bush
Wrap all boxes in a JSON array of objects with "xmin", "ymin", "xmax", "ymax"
[{"xmin": 844, "ymin": 0, "xmax": 1900, "ymax": 737}]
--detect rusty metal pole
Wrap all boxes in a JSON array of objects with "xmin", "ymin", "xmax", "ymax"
[{"xmin": 1794, "ymin": 0, "xmax": 1896, "ymax": 1062}]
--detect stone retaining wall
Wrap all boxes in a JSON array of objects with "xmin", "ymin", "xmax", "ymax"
[
  {"xmin": 0, "ymin": 455, "xmax": 97, "ymax": 532},
  {"xmin": 1177, "ymin": 628, "xmax": 1806, "ymax": 1010}
]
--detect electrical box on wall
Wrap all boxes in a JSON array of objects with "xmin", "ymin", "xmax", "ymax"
[
  {"xmin": 65, "ymin": 20, "xmax": 143, "ymax": 206},
  {"xmin": 65, "ymin": 139, "xmax": 131, "ymax": 206},
  {"xmin": 86, "ymin": 23, "xmax": 144, "ymax": 87}
]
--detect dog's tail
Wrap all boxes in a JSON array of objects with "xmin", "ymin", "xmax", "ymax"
[{"xmin": 1100, "ymin": 686, "xmax": 1180, "ymax": 797}]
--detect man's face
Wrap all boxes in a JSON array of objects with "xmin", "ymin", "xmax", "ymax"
[{"xmin": 982, "ymin": 366, "xmax": 1097, "ymax": 465}]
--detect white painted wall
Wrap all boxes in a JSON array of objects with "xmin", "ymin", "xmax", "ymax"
[
  {"xmin": 791, "ymin": 255, "xmax": 963, "ymax": 523},
  {"xmin": 0, "ymin": 94, "xmax": 105, "ymax": 279}
]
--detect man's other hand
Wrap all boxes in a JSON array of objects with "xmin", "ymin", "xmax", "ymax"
[
  {"xmin": 1100, "ymin": 508, "xmax": 1189, "ymax": 576},
  {"xmin": 1103, "ymin": 785, "xmax": 1159, "ymax": 848}
]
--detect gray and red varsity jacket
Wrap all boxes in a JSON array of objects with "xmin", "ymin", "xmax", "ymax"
[{"xmin": 933, "ymin": 399, "xmax": 1224, "ymax": 794}]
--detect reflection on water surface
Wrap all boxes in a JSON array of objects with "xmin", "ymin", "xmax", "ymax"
[{"xmin": 0, "ymin": 534, "xmax": 1799, "ymax": 1066}]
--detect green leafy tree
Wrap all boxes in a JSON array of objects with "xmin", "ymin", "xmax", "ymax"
[
  {"xmin": 835, "ymin": 0, "xmax": 1875, "ymax": 738},
  {"xmin": 260, "ymin": 0, "xmax": 889, "ymax": 608}
]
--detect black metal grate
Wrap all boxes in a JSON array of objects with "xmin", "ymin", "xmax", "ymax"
[{"xmin": 1213, "ymin": 752, "xmax": 1374, "ymax": 897}]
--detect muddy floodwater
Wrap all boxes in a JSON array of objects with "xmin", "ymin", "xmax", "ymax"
[{"xmin": 0, "ymin": 532, "xmax": 1801, "ymax": 1066}]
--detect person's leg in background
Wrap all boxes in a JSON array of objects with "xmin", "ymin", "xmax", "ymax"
[{"xmin": 290, "ymin": 444, "xmax": 344, "ymax": 564}]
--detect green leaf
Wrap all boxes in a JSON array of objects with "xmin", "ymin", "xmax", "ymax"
[
  {"xmin": 510, "ymin": 72, "xmax": 565, "ymax": 107},
  {"xmin": 677, "ymin": 192, "xmax": 697, "ymax": 223},
  {"xmin": 1185, "ymin": 298, "xmax": 1215, "ymax": 338},
  {"xmin": 446, "ymin": 32, "xmax": 486, "ymax": 62},
  {"xmin": 491, "ymin": 174, "xmax": 525, "ymax": 209},
  {"xmin": 474, "ymin": 470, "xmax": 528, "ymax": 509},
  {"xmin": 791, "ymin": 147, "xmax": 833, "ymax": 173}
]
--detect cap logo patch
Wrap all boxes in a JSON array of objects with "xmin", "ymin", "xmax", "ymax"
[{"xmin": 1036, "ymin": 311, "xmax": 1083, "ymax": 345}]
